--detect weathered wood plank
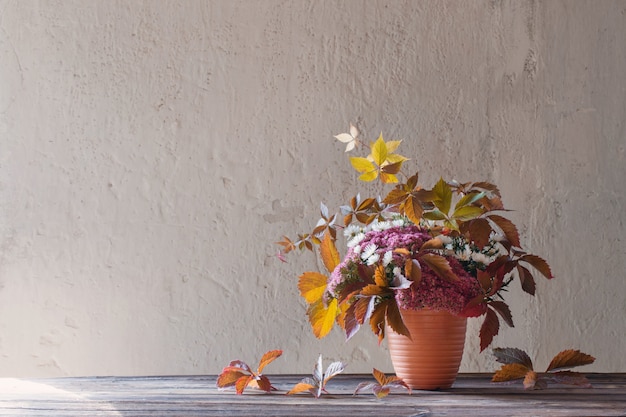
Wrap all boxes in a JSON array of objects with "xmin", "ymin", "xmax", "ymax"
[{"xmin": 1, "ymin": 373, "xmax": 624, "ymax": 416}]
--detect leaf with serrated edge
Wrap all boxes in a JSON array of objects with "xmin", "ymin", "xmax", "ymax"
[
  {"xmin": 320, "ymin": 232, "xmax": 340, "ymax": 273},
  {"xmin": 385, "ymin": 299, "xmax": 411, "ymax": 339},
  {"xmin": 216, "ymin": 368, "xmax": 247, "ymax": 388},
  {"xmin": 323, "ymin": 361, "xmax": 346, "ymax": 384},
  {"xmin": 420, "ymin": 253, "xmax": 458, "ymax": 282},
  {"xmin": 479, "ymin": 308, "xmax": 500, "ymax": 352},
  {"xmin": 546, "ymin": 349, "xmax": 595, "ymax": 372},
  {"xmin": 520, "ymin": 254, "xmax": 553, "ymax": 279},
  {"xmin": 405, "ymin": 258, "xmax": 422, "ymax": 285},
  {"xmin": 308, "ymin": 298, "xmax": 339, "ymax": 338},
  {"xmin": 489, "ymin": 301, "xmax": 514, "ymax": 327},
  {"xmin": 493, "ymin": 347, "xmax": 533, "ymax": 369},
  {"xmin": 235, "ymin": 375, "xmax": 253, "ymax": 394},
  {"xmin": 257, "ymin": 350, "xmax": 282, "ymax": 374},
  {"xmin": 492, "ymin": 363, "xmax": 532, "ymax": 382},
  {"xmin": 488, "ymin": 214, "xmax": 521, "ymax": 248},
  {"xmin": 298, "ymin": 272, "xmax": 328, "ymax": 304},
  {"xmin": 370, "ymin": 134, "xmax": 388, "ymax": 166}
]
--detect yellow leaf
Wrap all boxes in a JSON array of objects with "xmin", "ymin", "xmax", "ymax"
[
  {"xmin": 298, "ymin": 272, "xmax": 328, "ymax": 304},
  {"xmin": 379, "ymin": 172, "xmax": 399, "ymax": 184},
  {"xmin": 309, "ymin": 298, "xmax": 339, "ymax": 338},
  {"xmin": 350, "ymin": 156, "xmax": 376, "ymax": 175},
  {"xmin": 384, "ymin": 139, "xmax": 402, "ymax": 153},
  {"xmin": 358, "ymin": 170, "xmax": 378, "ymax": 182},
  {"xmin": 370, "ymin": 134, "xmax": 388, "ymax": 166},
  {"xmin": 320, "ymin": 232, "xmax": 340, "ymax": 273}
]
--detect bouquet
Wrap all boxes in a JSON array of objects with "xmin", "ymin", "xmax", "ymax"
[{"xmin": 277, "ymin": 124, "xmax": 552, "ymax": 350}]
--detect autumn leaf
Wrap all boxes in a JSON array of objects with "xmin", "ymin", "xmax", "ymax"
[
  {"xmin": 298, "ymin": 272, "xmax": 328, "ymax": 304},
  {"xmin": 334, "ymin": 123, "xmax": 359, "ymax": 152},
  {"xmin": 492, "ymin": 363, "xmax": 532, "ymax": 382},
  {"xmin": 319, "ymin": 232, "xmax": 340, "ymax": 273},
  {"xmin": 492, "ymin": 347, "xmax": 596, "ymax": 390},
  {"xmin": 479, "ymin": 307, "xmax": 500, "ymax": 352},
  {"xmin": 546, "ymin": 350, "xmax": 596, "ymax": 372},
  {"xmin": 354, "ymin": 368, "xmax": 411, "ymax": 398},
  {"xmin": 493, "ymin": 347, "xmax": 533, "ymax": 369},
  {"xmin": 216, "ymin": 350, "xmax": 282, "ymax": 394},
  {"xmin": 287, "ymin": 354, "xmax": 346, "ymax": 398},
  {"xmin": 308, "ymin": 298, "xmax": 339, "ymax": 338},
  {"xmin": 419, "ymin": 253, "xmax": 458, "ymax": 283}
]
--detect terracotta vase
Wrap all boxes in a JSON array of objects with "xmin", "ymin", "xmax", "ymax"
[{"xmin": 386, "ymin": 308, "xmax": 467, "ymax": 390}]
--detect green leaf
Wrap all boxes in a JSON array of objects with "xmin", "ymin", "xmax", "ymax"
[
  {"xmin": 451, "ymin": 205, "xmax": 484, "ymax": 221},
  {"xmin": 455, "ymin": 191, "xmax": 486, "ymax": 209}
]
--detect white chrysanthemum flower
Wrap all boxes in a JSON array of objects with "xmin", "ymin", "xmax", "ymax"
[
  {"xmin": 392, "ymin": 218, "xmax": 406, "ymax": 228},
  {"xmin": 361, "ymin": 244, "xmax": 378, "ymax": 261},
  {"xmin": 382, "ymin": 251, "xmax": 393, "ymax": 266},
  {"xmin": 471, "ymin": 252, "xmax": 490, "ymax": 266},
  {"xmin": 366, "ymin": 253, "xmax": 380, "ymax": 265},
  {"xmin": 344, "ymin": 224, "xmax": 363, "ymax": 238},
  {"xmin": 457, "ymin": 246, "xmax": 471, "ymax": 261},
  {"xmin": 347, "ymin": 232, "xmax": 366, "ymax": 248},
  {"xmin": 392, "ymin": 266, "xmax": 404, "ymax": 280}
]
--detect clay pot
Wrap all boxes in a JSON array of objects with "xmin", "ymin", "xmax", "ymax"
[{"xmin": 386, "ymin": 308, "xmax": 467, "ymax": 390}]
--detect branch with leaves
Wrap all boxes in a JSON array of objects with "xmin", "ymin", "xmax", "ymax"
[
  {"xmin": 492, "ymin": 347, "xmax": 596, "ymax": 390},
  {"xmin": 287, "ymin": 354, "xmax": 346, "ymax": 398},
  {"xmin": 354, "ymin": 368, "xmax": 411, "ymax": 398},
  {"xmin": 216, "ymin": 350, "xmax": 282, "ymax": 394}
]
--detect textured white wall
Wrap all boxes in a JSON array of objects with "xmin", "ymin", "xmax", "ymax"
[{"xmin": 0, "ymin": 0, "xmax": 624, "ymax": 377}]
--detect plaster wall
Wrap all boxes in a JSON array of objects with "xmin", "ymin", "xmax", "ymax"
[{"xmin": 0, "ymin": 0, "xmax": 624, "ymax": 376}]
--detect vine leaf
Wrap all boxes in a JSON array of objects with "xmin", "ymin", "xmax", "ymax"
[
  {"xmin": 354, "ymin": 368, "xmax": 411, "ymax": 398},
  {"xmin": 287, "ymin": 354, "xmax": 346, "ymax": 398},
  {"xmin": 216, "ymin": 350, "xmax": 282, "ymax": 394},
  {"xmin": 492, "ymin": 347, "xmax": 596, "ymax": 390},
  {"xmin": 546, "ymin": 349, "xmax": 596, "ymax": 372}
]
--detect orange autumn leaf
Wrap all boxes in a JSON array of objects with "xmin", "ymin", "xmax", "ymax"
[
  {"xmin": 546, "ymin": 349, "xmax": 596, "ymax": 372},
  {"xmin": 320, "ymin": 232, "xmax": 340, "ymax": 273},
  {"xmin": 298, "ymin": 272, "xmax": 328, "ymax": 304},
  {"xmin": 492, "ymin": 363, "xmax": 531, "ymax": 382}
]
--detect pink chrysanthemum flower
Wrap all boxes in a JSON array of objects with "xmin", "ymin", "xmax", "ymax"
[{"xmin": 328, "ymin": 224, "xmax": 483, "ymax": 315}]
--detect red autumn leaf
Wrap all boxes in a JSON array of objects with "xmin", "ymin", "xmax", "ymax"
[
  {"xmin": 419, "ymin": 253, "xmax": 458, "ymax": 283},
  {"xmin": 467, "ymin": 217, "xmax": 492, "ymax": 249},
  {"xmin": 489, "ymin": 300, "xmax": 514, "ymax": 328},
  {"xmin": 520, "ymin": 254, "xmax": 553, "ymax": 280},
  {"xmin": 488, "ymin": 214, "xmax": 521, "ymax": 248},
  {"xmin": 517, "ymin": 264, "xmax": 536, "ymax": 295},
  {"xmin": 479, "ymin": 307, "xmax": 500, "ymax": 351}
]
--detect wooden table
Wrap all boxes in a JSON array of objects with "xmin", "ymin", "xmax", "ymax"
[{"xmin": 1, "ymin": 373, "xmax": 624, "ymax": 416}]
